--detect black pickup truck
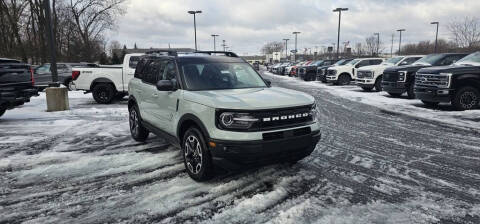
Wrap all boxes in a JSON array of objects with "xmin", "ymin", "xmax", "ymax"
[
  {"xmin": 317, "ymin": 59, "xmax": 352, "ymax": 83},
  {"xmin": 382, "ymin": 53, "xmax": 468, "ymax": 99},
  {"xmin": 0, "ymin": 58, "xmax": 38, "ymax": 117},
  {"xmin": 415, "ymin": 51, "xmax": 480, "ymax": 110},
  {"xmin": 298, "ymin": 59, "xmax": 338, "ymax": 81}
]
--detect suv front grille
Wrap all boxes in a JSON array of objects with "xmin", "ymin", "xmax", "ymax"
[
  {"xmin": 327, "ymin": 70, "xmax": 336, "ymax": 75},
  {"xmin": 357, "ymin": 71, "xmax": 373, "ymax": 79},
  {"xmin": 415, "ymin": 73, "xmax": 450, "ymax": 88},
  {"xmin": 383, "ymin": 72, "xmax": 398, "ymax": 82},
  {"xmin": 252, "ymin": 105, "xmax": 313, "ymax": 131}
]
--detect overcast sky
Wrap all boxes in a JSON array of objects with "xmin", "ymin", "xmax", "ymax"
[{"xmin": 106, "ymin": 0, "xmax": 479, "ymax": 55}]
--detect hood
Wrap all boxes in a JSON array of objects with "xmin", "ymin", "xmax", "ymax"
[
  {"xmin": 329, "ymin": 64, "xmax": 350, "ymax": 70},
  {"xmin": 358, "ymin": 64, "xmax": 387, "ymax": 71},
  {"xmin": 384, "ymin": 64, "xmax": 430, "ymax": 73},
  {"xmin": 183, "ymin": 87, "xmax": 314, "ymax": 110},
  {"xmin": 418, "ymin": 64, "xmax": 479, "ymax": 74}
]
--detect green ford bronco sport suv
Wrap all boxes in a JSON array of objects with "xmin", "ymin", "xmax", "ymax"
[{"xmin": 128, "ymin": 51, "xmax": 321, "ymax": 181}]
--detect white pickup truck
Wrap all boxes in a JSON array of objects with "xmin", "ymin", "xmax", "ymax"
[
  {"xmin": 356, "ymin": 55, "xmax": 424, "ymax": 91},
  {"xmin": 71, "ymin": 53, "xmax": 143, "ymax": 103},
  {"xmin": 326, "ymin": 58, "xmax": 384, "ymax": 85}
]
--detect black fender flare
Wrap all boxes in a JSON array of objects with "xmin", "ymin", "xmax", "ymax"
[
  {"xmin": 177, "ymin": 113, "xmax": 210, "ymax": 140},
  {"xmin": 90, "ymin": 77, "xmax": 116, "ymax": 90}
]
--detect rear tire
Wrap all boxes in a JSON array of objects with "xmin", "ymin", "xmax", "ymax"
[
  {"xmin": 129, "ymin": 104, "xmax": 149, "ymax": 142},
  {"xmin": 421, "ymin": 100, "xmax": 439, "ymax": 108},
  {"xmin": 452, "ymin": 86, "xmax": 479, "ymax": 110},
  {"xmin": 64, "ymin": 78, "xmax": 73, "ymax": 91},
  {"xmin": 92, "ymin": 83, "xmax": 116, "ymax": 104},
  {"xmin": 388, "ymin": 92, "xmax": 402, "ymax": 97},
  {"xmin": 374, "ymin": 76, "xmax": 383, "ymax": 91},
  {"xmin": 182, "ymin": 127, "xmax": 214, "ymax": 181},
  {"xmin": 337, "ymin": 74, "xmax": 351, "ymax": 85}
]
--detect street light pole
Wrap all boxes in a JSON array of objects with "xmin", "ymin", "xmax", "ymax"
[
  {"xmin": 431, "ymin": 22, "xmax": 439, "ymax": 53},
  {"xmin": 333, "ymin": 7, "xmax": 348, "ymax": 59},
  {"xmin": 292, "ymin": 32, "xmax": 300, "ymax": 61},
  {"xmin": 188, "ymin": 10, "xmax": 202, "ymax": 51},
  {"xmin": 374, "ymin": 33, "xmax": 380, "ymax": 56},
  {"xmin": 211, "ymin": 34, "xmax": 219, "ymax": 51},
  {"xmin": 44, "ymin": 0, "xmax": 58, "ymax": 85},
  {"xmin": 222, "ymin": 40, "xmax": 226, "ymax": 52},
  {"xmin": 396, "ymin": 29, "xmax": 405, "ymax": 55},
  {"xmin": 283, "ymin": 38, "xmax": 289, "ymax": 61}
]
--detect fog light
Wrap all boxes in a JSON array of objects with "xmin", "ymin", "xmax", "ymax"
[
  {"xmin": 209, "ymin": 142, "xmax": 216, "ymax": 147},
  {"xmin": 437, "ymin": 90, "xmax": 449, "ymax": 95}
]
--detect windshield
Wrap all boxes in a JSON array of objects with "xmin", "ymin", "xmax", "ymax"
[
  {"xmin": 35, "ymin": 64, "xmax": 51, "ymax": 73},
  {"xmin": 384, "ymin": 57, "xmax": 404, "ymax": 65},
  {"xmin": 312, "ymin": 60, "xmax": 324, "ymax": 66},
  {"xmin": 182, "ymin": 62, "xmax": 267, "ymax": 91},
  {"xmin": 334, "ymin": 59, "xmax": 349, "ymax": 65},
  {"xmin": 413, "ymin": 54, "xmax": 443, "ymax": 65},
  {"xmin": 454, "ymin": 52, "xmax": 480, "ymax": 66},
  {"xmin": 347, "ymin": 59, "xmax": 360, "ymax": 65}
]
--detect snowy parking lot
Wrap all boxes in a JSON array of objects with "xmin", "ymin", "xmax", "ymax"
[{"xmin": 1, "ymin": 80, "xmax": 480, "ymax": 223}]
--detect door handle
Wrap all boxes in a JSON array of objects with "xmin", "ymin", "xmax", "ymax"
[{"xmin": 152, "ymin": 93, "xmax": 158, "ymax": 97}]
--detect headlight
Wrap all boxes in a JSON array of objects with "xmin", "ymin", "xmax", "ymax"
[
  {"xmin": 398, "ymin": 71, "xmax": 407, "ymax": 82},
  {"xmin": 438, "ymin": 73, "xmax": 452, "ymax": 88},
  {"xmin": 218, "ymin": 112, "xmax": 259, "ymax": 130}
]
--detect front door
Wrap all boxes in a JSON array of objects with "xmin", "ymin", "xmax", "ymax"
[{"xmin": 150, "ymin": 60, "xmax": 181, "ymax": 135}]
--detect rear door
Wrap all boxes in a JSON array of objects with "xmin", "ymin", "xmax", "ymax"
[{"xmin": 139, "ymin": 60, "xmax": 165, "ymax": 124}]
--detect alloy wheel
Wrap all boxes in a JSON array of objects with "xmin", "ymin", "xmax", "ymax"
[
  {"xmin": 184, "ymin": 135, "xmax": 203, "ymax": 174},
  {"xmin": 460, "ymin": 91, "xmax": 478, "ymax": 109}
]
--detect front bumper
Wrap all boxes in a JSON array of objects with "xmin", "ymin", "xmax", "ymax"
[
  {"xmin": 414, "ymin": 86, "xmax": 453, "ymax": 103},
  {"xmin": 356, "ymin": 79, "xmax": 375, "ymax": 88},
  {"xmin": 326, "ymin": 75, "xmax": 337, "ymax": 83},
  {"xmin": 381, "ymin": 81, "xmax": 407, "ymax": 94},
  {"xmin": 208, "ymin": 128, "xmax": 321, "ymax": 170}
]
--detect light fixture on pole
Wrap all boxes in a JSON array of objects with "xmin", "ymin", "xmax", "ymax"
[
  {"xmin": 188, "ymin": 10, "xmax": 202, "ymax": 51},
  {"xmin": 283, "ymin": 38, "xmax": 290, "ymax": 60},
  {"xmin": 211, "ymin": 34, "xmax": 219, "ymax": 51},
  {"xmin": 373, "ymin": 33, "xmax": 380, "ymax": 56},
  {"xmin": 292, "ymin": 32, "xmax": 301, "ymax": 61},
  {"xmin": 333, "ymin": 7, "xmax": 348, "ymax": 59},
  {"xmin": 431, "ymin": 22, "xmax": 439, "ymax": 53}
]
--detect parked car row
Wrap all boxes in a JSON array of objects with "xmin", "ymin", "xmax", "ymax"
[
  {"xmin": 0, "ymin": 58, "xmax": 38, "ymax": 117},
  {"xmin": 268, "ymin": 52, "xmax": 480, "ymax": 111}
]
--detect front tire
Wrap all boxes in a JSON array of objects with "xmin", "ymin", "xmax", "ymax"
[
  {"xmin": 407, "ymin": 82, "xmax": 416, "ymax": 99},
  {"xmin": 129, "ymin": 105, "xmax": 149, "ymax": 142},
  {"xmin": 361, "ymin": 87, "xmax": 373, "ymax": 91},
  {"xmin": 452, "ymin": 86, "xmax": 479, "ymax": 110},
  {"xmin": 337, "ymin": 74, "xmax": 351, "ymax": 85},
  {"xmin": 92, "ymin": 83, "xmax": 116, "ymax": 104},
  {"xmin": 0, "ymin": 106, "xmax": 6, "ymax": 117},
  {"xmin": 182, "ymin": 127, "xmax": 213, "ymax": 181},
  {"xmin": 388, "ymin": 92, "xmax": 402, "ymax": 97},
  {"xmin": 374, "ymin": 76, "xmax": 383, "ymax": 91}
]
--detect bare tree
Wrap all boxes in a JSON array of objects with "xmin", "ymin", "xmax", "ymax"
[
  {"xmin": 108, "ymin": 40, "xmax": 121, "ymax": 56},
  {"xmin": 448, "ymin": 16, "xmax": 480, "ymax": 49},
  {"xmin": 261, "ymin": 41, "xmax": 284, "ymax": 54}
]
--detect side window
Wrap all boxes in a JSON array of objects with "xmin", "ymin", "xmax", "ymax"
[
  {"xmin": 129, "ymin": 56, "xmax": 141, "ymax": 69},
  {"xmin": 57, "ymin": 64, "xmax": 68, "ymax": 71},
  {"xmin": 142, "ymin": 60, "xmax": 162, "ymax": 84},
  {"xmin": 356, "ymin": 60, "xmax": 369, "ymax": 68},
  {"xmin": 162, "ymin": 61, "xmax": 177, "ymax": 81},
  {"xmin": 370, "ymin": 59, "xmax": 383, "ymax": 65},
  {"xmin": 134, "ymin": 59, "xmax": 145, "ymax": 79}
]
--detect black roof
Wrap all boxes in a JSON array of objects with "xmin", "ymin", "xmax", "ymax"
[{"xmin": 142, "ymin": 51, "xmax": 246, "ymax": 64}]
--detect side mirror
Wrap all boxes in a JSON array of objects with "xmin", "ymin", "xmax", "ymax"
[
  {"xmin": 156, "ymin": 80, "xmax": 176, "ymax": 91},
  {"xmin": 265, "ymin": 79, "xmax": 272, "ymax": 86}
]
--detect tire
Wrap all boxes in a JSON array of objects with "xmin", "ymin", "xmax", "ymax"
[
  {"xmin": 361, "ymin": 87, "xmax": 373, "ymax": 91},
  {"xmin": 182, "ymin": 127, "xmax": 214, "ymax": 181},
  {"xmin": 407, "ymin": 82, "xmax": 415, "ymax": 99},
  {"xmin": 374, "ymin": 76, "xmax": 383, "ymax": 92},
  {"xmin": 452, "ymin": 86, "xmax": 479, "ymax": 110},
  {"xmin": 128, "ymin": 104, "xmax": 149, "ymax": 142},
  {"xmin": 92, "ymin": 83, "xmax": 116, "ymax": 104},
  {"xmin": 421, "ymin": 100, "xmax": 439, "ymax": 108},
  {"xmin": 0, "ymin": 106, "xmax": 6, "ymax": 117},
  {"xmin": 337, "ymin": 74, "xmax": 351, "ymax": 85},
  {"xmin": 64, "ymin": 78, "xmax": 73, "ymax": 91},
  {"xmin": 388, "ymin": 92, "xmax": 402, "ymax": 97}
]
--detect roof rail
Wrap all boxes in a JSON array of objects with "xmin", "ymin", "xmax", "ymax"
[
  {"xmin": 194, "ymin": 51, "xmax": 239, "ymax": 57},
  {"xmin": 145, "ymin": 50, "xmax": 178, "ymax": 57}
]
